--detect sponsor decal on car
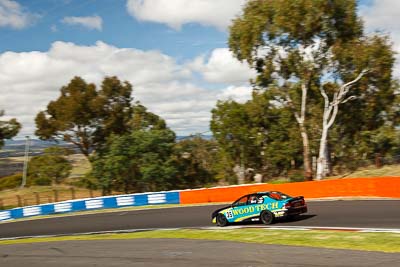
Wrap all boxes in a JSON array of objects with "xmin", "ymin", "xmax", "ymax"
[{"xmin": 228, "ymin": 202, "xmax": 280, "ymax": 216}]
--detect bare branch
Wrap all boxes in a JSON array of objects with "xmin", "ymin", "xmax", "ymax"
[
  {"xmin": 341, "ymin": 95, "xmax": 357, "ymax": 104},
  {"xmin": 338, "ymin": 69, "xmax": 368, "ymax": 100}
]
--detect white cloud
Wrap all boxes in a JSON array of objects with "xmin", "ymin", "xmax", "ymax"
[
  {"xmin": 216, "ymin": 85, "xmax": 252, "ymax": 102},
  {"xmin": 126, "ymin": 0, "xmax": 246, "ymax": 31},
  {"xmin": 359, "ymin": 0, "xmax": 400, "ymax": 77},
  {"xmin": 62, "ymin": 15, "xmax": 102, "ymax": 31},
  {"xmin": 188, "ymin": 48, "xmax": 256, "ymax": 84},
  {"xmin": 0, "ymin": 41, "xmax": 252, "ymax": 137},
  {"xmin": 0, "ymin": 0, "xmax": 38, "ymax": 29}
]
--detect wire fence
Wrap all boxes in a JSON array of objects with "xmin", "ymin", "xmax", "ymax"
[{"xmin": 0, "ymin": 187, "xmax": 104, "ymax": 210}]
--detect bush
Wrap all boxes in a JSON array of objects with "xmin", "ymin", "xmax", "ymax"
[
  {"xmin": 32, "ymin": 176, "xmax": 52, "ymax": 186},
  {"xmin": 0, "ymin": 173, "xmax": 22, "ymax": 190},
  {"xmin": 28, "ymin": 154, "xmax": 72, "ymax": 184},
  {"xmin": 71, "ymin": 173, "xmax": 99, "ymax": 190},
  {"xmin": 288, "ymin": 170, "xmax": 305, "ymax": 182}
]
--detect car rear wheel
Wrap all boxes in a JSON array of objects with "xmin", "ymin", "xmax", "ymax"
[
  {"xmin": 216, "ymin": 213, "xmax": 228, "ymax": 227},
  {"xmin": 260, "ymin": 210, "xmax": 274, "ymax": 225}
]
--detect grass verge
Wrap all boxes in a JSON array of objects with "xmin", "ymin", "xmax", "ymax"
[{"xmin": 1, "ymin": 229, "xmax": 399, "ymax": 253}]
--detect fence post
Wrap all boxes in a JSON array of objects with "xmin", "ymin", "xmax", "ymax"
[
  {"xmin": 89, "ymin": 189, "xmax": 94, "ymax": 198},
  {"xmin": 16, "ymin": 195, "xmax": 22, "ymax": 207},
  {"xmin": 70, "ymin": 187, "xmax": 76, "ymax": 200},
  {"xmin": 375, "ymin": 153, "xmax": 382, "ymax": 168},
  {"xmin": 34, "ymin": 192, "xmax": 40, "ymax": 205},
  {"xmin": 53, "ymin": 189, "xmax": 58, "ymax": 202},
  {"xmin": 0, "ymin": 198, "xmax": 3, "ymax": 209}
]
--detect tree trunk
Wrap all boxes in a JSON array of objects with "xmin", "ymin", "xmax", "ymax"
[
  {"xmin": 285, "ymin": 81, "xmax": 314, "ymax": 180},
  {"xmin": 300, "ymin": 125, "xmax": 313, "ymax": 181},
  {"xmin": 316, "ymin": 125, "xmax": 328, "ymax": 180},
  {"xmin": 317, "ymin": 70, "xmax": 367, "ymax": 180},
  {"xmin": 233, "ymin": 164, "xmax": 245, "ymax": 184}
]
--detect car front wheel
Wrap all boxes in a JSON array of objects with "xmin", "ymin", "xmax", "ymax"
[
  {"xmin": 260, "ymin": 210, "xmax": 274, "ymax": 225},
  {"xmin": 216, "ymin": 213, "xmax": 229, "ymax": 227}
]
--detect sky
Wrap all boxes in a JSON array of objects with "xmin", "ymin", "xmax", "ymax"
[{"xmin": 0, "ymin": 0, "xmax": 398, "ymax": 139}]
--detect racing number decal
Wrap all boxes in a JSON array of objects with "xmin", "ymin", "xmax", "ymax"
[{"xmin": 225, "ymin": 210, "xmax": 234, "ymax": 219}]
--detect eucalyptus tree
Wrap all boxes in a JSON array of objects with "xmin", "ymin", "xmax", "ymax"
[
  {"xmin": 90, "ymin": 129, "xmax": 177, "ymax": 194},
  {"xmin": 35, "ymin": 76, "xmax": 134, "ymax": 157},
  {"xmin": 211, "ymin": 91, "xmax": 302, "ymax": 182},
  {"xmin": 229, "ymin": 0, "xmax": 396, "ymax": 179},
  {"xmin": 0, "ymin": 110, "xmax": 21, "ymax": 148}
]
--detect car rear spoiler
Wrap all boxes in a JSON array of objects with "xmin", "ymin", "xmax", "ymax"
[{"xmin": 289, "ymin": 196, "xmax": 304, "ymax": 202}]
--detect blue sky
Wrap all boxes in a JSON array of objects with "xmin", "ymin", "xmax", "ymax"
[
  {"xmin": 0, "ymin": 0, "xmax": 398, "ymax": 138},
  {"xmin": 0, "ymin": 0, "xmax": 228, "ymax": 60}
]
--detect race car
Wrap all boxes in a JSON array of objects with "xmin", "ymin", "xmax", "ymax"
[{"xmin": 211, "ymin": 191, "xmax": 307, "ymax": 226}]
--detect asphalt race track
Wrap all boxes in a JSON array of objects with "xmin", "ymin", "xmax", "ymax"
[
  {"xmin": 2, "ymin": 239, "xmax": 400, "ymax": 267},
  {"xmin": 1, "ymin": 200, "xmax": 400, "ymax": 238}
]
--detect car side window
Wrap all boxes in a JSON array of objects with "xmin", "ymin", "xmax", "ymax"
[
  {"xmin": 248, "ymin": 195, "xmax": 259, "ymax": 205},
  {"xmin": 268, "ymin": 192, "xmax": 282, "ymax": 200}
]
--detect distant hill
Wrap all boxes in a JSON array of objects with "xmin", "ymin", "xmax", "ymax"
[
  {"xmin": 2, "ymin": 135, "xmax": 214, "ymax": 155},
  {"xmin": 1, "ymin": 139, "xmax": 74, "ymax": 158},
  {"xmin": 176, "ymin": 135, "xmax": 213, "ymax": 141}
]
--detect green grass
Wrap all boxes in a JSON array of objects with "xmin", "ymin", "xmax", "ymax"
[
  {"xmin": 1, "ymin": 229, "xmax": 399, "ymax": 253},
  {"xmin": 341, "ymin": 164, "xmax": 400, "ymax": 178},
  {"xmin": 66, "ymin": 153, "xmax": 91, "ymax": 179}
]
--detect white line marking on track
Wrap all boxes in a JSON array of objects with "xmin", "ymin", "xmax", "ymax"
[{"xmin": 2, "ymin": 225, "xmax": 400, "ymax": 241}]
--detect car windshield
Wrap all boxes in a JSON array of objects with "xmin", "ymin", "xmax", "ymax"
[{"xmin": 232, "ymin": 196, "xmax": 248, "ymax": 206}]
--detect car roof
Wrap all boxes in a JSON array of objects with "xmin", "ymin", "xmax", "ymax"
[{"xmin": 255, "ymin": 191, "xmax": 282, "ymax": 195}]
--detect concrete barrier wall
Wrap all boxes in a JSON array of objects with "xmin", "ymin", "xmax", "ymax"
[
  {"xmin": 179, "ymin": 177, "xmax": 400, "ymax": 204},
  {"xmin": 1, "ymin": 177, "xmax": 399, "ymax": 221},
  {"xmin": 0, "ymin": 191, "xmax": 180, "ymax": 221}
]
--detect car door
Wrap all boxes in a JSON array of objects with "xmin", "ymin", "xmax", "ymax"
[
  {"xmin": 229, "ymin": 194, "xmax": 261, "ymax": 222},
  {"xmin": 225, "ymin": 195, "xmax": 249, "ymax": 222}
]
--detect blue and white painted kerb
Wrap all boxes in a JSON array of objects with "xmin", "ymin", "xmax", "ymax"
[{"xmin": 0, "ymin": 191, "xmax": 180, "ymax": 221}]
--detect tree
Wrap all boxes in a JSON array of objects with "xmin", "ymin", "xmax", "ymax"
[
  {"xmin": 172, "ymin": 136, "xmax": 217, "ymax": 188},
  {"xmin": 211, "ymin": 100, "xmax": 255, "ymax": 183},
  {"xmin": 90, "ymin": 129, "xmax": 177, "ymax": 194},
  {"xmin": 130, "ymin": 103, "xmax": 167, "ymax": 131},
  {"xmin": 35, "ymin": 76, "xmax": 134, "ymax": 157},
  {"xmin": 211, "ymin": 91, "xmax": 303, "ymax": 182},
  {"xmin": 229, "ymin": 0, "xmax": 396, "ymax": 179},
  {"xmin": 0, "ymin": 110, "xmax": 21, "ymax": 148},
  {"xmin": 316, "ymin": 71, "xmax": 368, "ymax": 178},
  {"xmin": 28, "ymin": 147, "xmax": 72, "ymax": 185},
  {"xmin": 92, "ymin": 76, "xmax": 134, "ymax": 147}
]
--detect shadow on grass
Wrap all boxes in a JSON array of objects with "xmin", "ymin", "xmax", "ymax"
[{"xmin": 228, "ymin": 214, "xmax": 317, "ymax": 227}]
